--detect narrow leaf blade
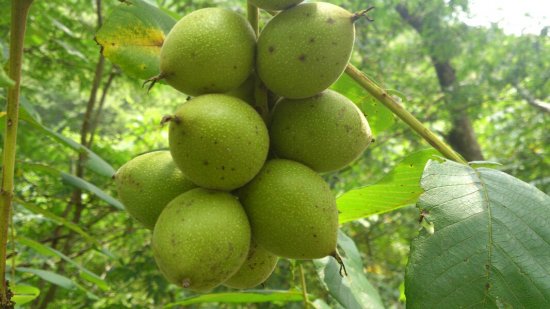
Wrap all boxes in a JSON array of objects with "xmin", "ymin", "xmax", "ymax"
[
  {"xmin": 19, "ymin": 104, "xmax": 115, "ymax": 177},
  {"xmin": 164, "ymin": 290, "xmax": 305, "ymax": 308},
  {"xmin": 18, "ymin": 236, "xmax": 109, "ymax": 291},
  {"xmin": 15, "ymin": 198, "xmax": 107, "ymax": 253},
  {"xmin": 17, "ymin": 267, "xmax": 76, "ymax": 290}
]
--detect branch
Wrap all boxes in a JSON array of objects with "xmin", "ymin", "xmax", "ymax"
[
  {"xmin": 395, "ymin": 4, "xmax": 423, "ymax": 32},
  {"xmin": 345, "ymin": 64, "xmax": 466, "ymax": 164},
  {"xmin": 0, "ymin": 0, "xmax": 34, "ymax": 305},
  {"xmin": 88, "ymin": 68, "xmax": 118, "ymax": 148},
  {"xmin": 514, "ymin": 83, "xmax": 550, "ymax": 113}
]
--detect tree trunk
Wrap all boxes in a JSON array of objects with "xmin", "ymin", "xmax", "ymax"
[{"xmin": 396, "ymin": 4, "xmax": 484, "ymax": 161}]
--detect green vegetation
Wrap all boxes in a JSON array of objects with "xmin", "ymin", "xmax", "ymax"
[{"xmin": 0, "ymin": 0, "xmax": 548, "ymax": 308}]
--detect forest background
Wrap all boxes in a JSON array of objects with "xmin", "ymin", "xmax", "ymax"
[{"xmin": 0, "ymin": 0, "xmax": 548, "ymax": 308}]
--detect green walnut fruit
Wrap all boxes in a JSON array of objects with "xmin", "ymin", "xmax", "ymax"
[
  {"xmin": 224, "ymin": 240, "xmax": 278, "ymax": 289},
  {"xmin": 114, "ymin": 151, "xmax": 196, "ymax": 230},
  {"xmin": 152, "ymin": 188, "xmax": 251, "ymax": 292},
  {"xmin": 239, "ymin": 159, "xmax": 339, "ymax": 259},
  {"xmin": 168, "ymin": 94, "xmax": 269, "ymax": 191},
  {"xmin": 257, "ymin": 2, "xmax": 359, "ymax": 98},
  {"xmin": 270, "ymin": 90, "xmax": 372, "ymax": 173},
  {"xmin": 249, "ymin": 0, "xmax": 303, "ymax": 11},
  {"xmin": 226, "ymin": 75, "xmax": 255, "ymax": 105},
  {"xmin": 159, "ymin": 8, "xmax": 255, "ymax": 96}
]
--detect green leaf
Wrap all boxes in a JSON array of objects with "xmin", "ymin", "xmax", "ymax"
[
  {"xmin": 18, "ymin": 236, "xmax": 109, "ymax": 291},
  {"xmin": 406, "ymin": 159, "xmax": 550, "ymax": 308},
  {"xmin": 337, "ymin": 148, "xmax": 438, "ymax": 223},
  {"xmin": 19, "ymin": 103, "xmax": 115, "ymax": 177},
  {"xmin": 312, "ymin": 299, "xmax": 337, "ymax": 309},
  {"xmin": 0, "ymin": 66, "xmax": 14, "ymax": 87},
  {"xmin": 60, "ymin": 173, "xmax": 124, "ymax": 210},
  {"xmin": 331, "ymin": 73, "xmax": 395, "ymax": 135},
  {"xmin": 164, "ymin": 290, "xmax": 305, "ymax": 308},
  {"xmin": 314, "ymin": 231, "xmax": 384, "ymax": 309},
  {"xmin": 17, "ymin": 267, "xmax": 76, "ymax": 290},
  {"xmin": 15, "ymin": 198, "xmax": 104, "ymax": 251},
  {"xmin": 96, "ymin": 0, "xmax": 176, "ymax": 79},
  {"xmin": 19, "ymin": 162, "xmax": 123, "ymax": 210},
  {"xmin": 11, "ymin": 284, "xmax": 40, "ymax": 305}
]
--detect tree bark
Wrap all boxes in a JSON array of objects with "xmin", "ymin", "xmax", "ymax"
[{"xmin": 396, "ymin": 4, "xmax": 484, "ymax": 161}]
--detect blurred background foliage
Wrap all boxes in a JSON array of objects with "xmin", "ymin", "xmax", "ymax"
[{"xmin": 0, "ymin": 0, "xmax": 548, "ymax": 307}]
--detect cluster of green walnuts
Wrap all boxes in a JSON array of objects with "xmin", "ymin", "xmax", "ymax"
[{"xmin": 114, "ymin": 0, "xmax": 372, "ymax": 293}]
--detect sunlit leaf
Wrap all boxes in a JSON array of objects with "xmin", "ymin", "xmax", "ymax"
[
  {"xmin": 331, "ymin": 73, "xmax": 395, "ymax": 135},
  {"xmin": 96, "ymin": 0, "xmax": 176, "ymax": 79},
  {"xmin": 337, "ymin": 148, "xmax": 438, "ymax": 223},
  {"xmin": 164, "ymin": 290, "xmax": 305, "ymax": 308},
  {"xmin": 11, "ymin": 284, "xmax": 40, "ymax": 305},
  {"xmin": 314, "ymin": 231, "xmax": 384, "ymax": 309},
  {"xmin": 406, "ymin": 159, "xmax": 550, "ymax": 308}
]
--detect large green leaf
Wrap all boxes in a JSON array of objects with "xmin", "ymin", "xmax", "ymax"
[
  {"xmin": 18, "ymin": 236, "xmax": 109, "ymax": 291},
  {"xmin": 314, "ymin": 231, "xmax": 384, "ymax": 309},
  {"xmin": 96, "ymin": 0, "xmax": 176, "ymax": 79},
  {"xmin": 11, "ymin": 284, "xmax": 40, "ymax": 305},
  {"xmin": 406, "ymin": 159, "xmax": 550, "ymax": 308},
  {"xmin": 19, "ymin": 162, "xmax": 123, "ymax": 210},
  {"xmin": 164, "ymin": 290, "xmax": 305, "ymax": 308},
  {"xmin": 19, "ymin": 102, "xmax": 115, "ymax": 177},
  {"xmin": 337, "ymin": 148, "xmax": 438, "ymax": 223},
  {"xmin": 331, "ymin": 73, "xmax": 395, "ymax": 135}
]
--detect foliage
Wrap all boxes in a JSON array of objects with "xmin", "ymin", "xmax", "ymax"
[
  {"xmin": 406, "ymin": 159, "xmax": 550, "ymax": 308},
  {"xmin": 0, "ymin": 0, "xmax": 548, "ymax": 308}
]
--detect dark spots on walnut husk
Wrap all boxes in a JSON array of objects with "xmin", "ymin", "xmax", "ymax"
[
  {"xmin": 327, "ymin": 17, "xmax": 335, "ymax": 24},
  {"xmin": 309, "ymin": 37, "xmax": 316, "ymax": 43},
  {"xmin": 203, "ymin": 160, "xmax": 209, "ymax": 166},
  {"xmin": 268, "ymin": 46, "xmax": 275, "ymax": 53},
  {"xmin": 298, "ymin": 54, "xmax": 307, "ymax": 62}
]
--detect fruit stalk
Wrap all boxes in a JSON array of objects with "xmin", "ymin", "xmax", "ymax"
[
  {"xmin": 0, "ymin": 0, "xmax": 34, "ymax": 305},
  {"xmin": 345, "ymin": 64, "xmax": 467, "ymax": 164},
  {"xmin": 247, "ymin": 2, "xmax": 259, "ymax": 37},
  {"xmin": 299, "ymin": 264, "xmax": 310, "ymax": 308}
]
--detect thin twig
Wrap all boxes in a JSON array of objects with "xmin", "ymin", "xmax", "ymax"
[{"xmin": 345, "ymin": 64, "xmax": 466, "ymax": 164}]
